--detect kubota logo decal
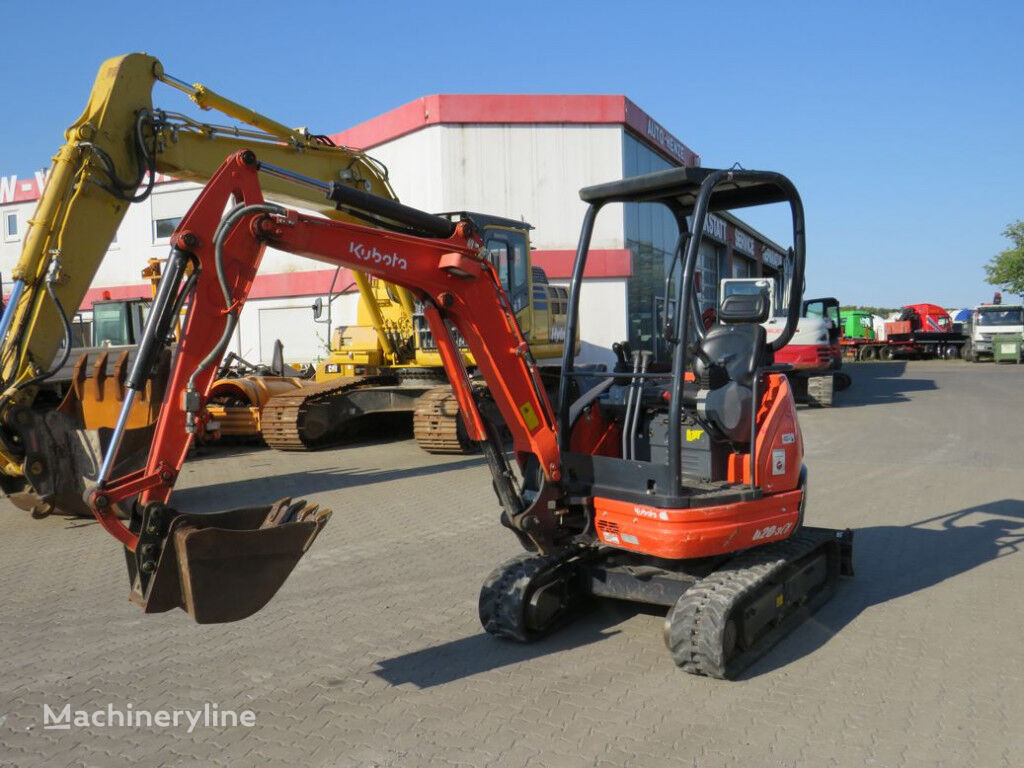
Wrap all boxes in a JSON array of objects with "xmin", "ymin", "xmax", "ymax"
[
  {"xmin": 633, "ymin": 505, "xmax": 669, "ymax": 521},
  {"xmin": 349, "ymin": 241, "xmax": 408, "ymax": 270}
]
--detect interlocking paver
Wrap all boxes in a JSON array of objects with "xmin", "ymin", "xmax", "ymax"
[{"xmin": 1, "ymin": 361, "xmax": 1022, "ymax": 767}]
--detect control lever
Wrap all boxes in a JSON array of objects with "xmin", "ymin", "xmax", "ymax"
[
  {"xmin": 627, "ymin": 351, "xmax": 653, "ymax": 460},
  {"xmin": 621, "ymin": 351, "xmax": 642, "ymax": 459}
]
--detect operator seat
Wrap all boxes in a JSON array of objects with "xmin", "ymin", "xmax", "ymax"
[
  {"xmin": 692, "ymin": 293, "xmax": 772, "ymax": 443},
  {"xmin": 693, "ymin": 294, "xmax": 772, "ymax": 387}
]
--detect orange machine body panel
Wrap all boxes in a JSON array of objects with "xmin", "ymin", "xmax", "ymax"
[
  {"xmin": 590, "ymin": 372, "xmax": 805, "ymax": 560},
  {"xmin": 569, "ymin": 402, "xmax": 621, "ymax": 457},
  {"xmin": 593, "ymin": 490, "xmax": 803, "ymax": 559}
]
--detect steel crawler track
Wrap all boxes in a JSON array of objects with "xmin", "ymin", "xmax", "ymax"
[
  {"xmin": 260, "ymin": 375, "xmax": 394, "ymax": 450},
  {"xmin": 412, "ymin": 385, "xmax": 472, "ymax": 454}
]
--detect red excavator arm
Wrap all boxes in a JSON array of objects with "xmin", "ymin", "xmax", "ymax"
[
  {"xmin": 82, "ymin": 153, "xmax": 853, "ymax": 682},
  {"xmin": 89, "ymin": 151, "xmax": 567, "ymax": 622}
]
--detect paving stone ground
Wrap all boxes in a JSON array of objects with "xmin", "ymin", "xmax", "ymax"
[{"xmin": 1, "ymin": 360, "xmax": 1022, "ymax": 767}]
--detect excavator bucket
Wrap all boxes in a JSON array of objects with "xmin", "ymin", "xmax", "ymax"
[
  {"xmin": 127, "ymin": 498, "xmax": 331, "ymax": 624},
  {"xmin": 201, "ymin": 374, "xmax": 305, "ymax": 442},
  {"xmin": 4, "ymin": 349, "xmax": 170, "ymax": 518}
]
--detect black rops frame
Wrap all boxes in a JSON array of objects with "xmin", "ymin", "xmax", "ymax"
[{"xmin": 556, "ymin": 166, "xmax": 807, "ymax": 505}]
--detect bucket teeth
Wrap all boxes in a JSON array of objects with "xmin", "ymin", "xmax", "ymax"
[
  {"xmin": 262, "ymin": 498, "xmax": 307, "ymax": 527},
  {"xmin": 296, "ymin": 503, "xmax": 321, "ymax": 523},
  {"xmin": 261, "ymin": 496, "xmax": 293, "ymax": 527}
]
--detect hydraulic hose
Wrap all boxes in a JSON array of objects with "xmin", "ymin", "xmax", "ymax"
[
  {"xmin": 185, "ymin": 203, "xmax": 285, "ymax": 399},
  {"xmin": 627, "ymin": 351, "xmax": 652, "ymax": 460},
  {"xmin": 80, "ymin": 109, "xmax": 158, "ymax": 203},
  {"xmin": 9, "ymin": 263, "xmax": 73, "ymax": 393}
]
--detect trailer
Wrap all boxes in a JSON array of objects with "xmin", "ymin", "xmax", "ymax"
[{"xmin": 840, "ymin": 303, "xmax": 965, "ymax": 360}]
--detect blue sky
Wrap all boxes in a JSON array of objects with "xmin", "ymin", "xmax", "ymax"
[{"xmin": 2, "ymin": 1, "xmax": 1021, "ymax": 307}]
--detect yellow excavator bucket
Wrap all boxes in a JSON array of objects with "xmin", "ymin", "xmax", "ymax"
[{"xmin": 4, "ymin": 348, "xmax": 170, "ymax": 519}]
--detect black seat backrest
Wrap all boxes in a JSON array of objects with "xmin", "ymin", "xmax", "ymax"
[
  {"xmin": 693, "ymin": 292, "xmax": 772, "ymax": 387},
  {"xmin": 718, "ymin": 293, "xmax": 770, "ymax": 325},
  {"xmin": 695, "ymin": 324, "xmax": 768, "ymax": 387}
]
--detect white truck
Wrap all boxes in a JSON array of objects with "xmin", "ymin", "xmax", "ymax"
[{"xmin": 962, "ymin": 303, "xmax": 1024, "ymax": 362}]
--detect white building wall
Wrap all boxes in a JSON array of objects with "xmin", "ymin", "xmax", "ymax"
[
  {"xmin": 364, "ymin": 123, "xmax": 630, "ymax": 364},
  {"xmin": 551, "ymin": 278, "xmax": 628, "ymax": 368},
  {"xmin": 2, "ymin": 121, "xmax": 632, "ymax": 368},
  {"xmin": 352, "ymin": 127, "xmax": 447, "ymax": 213},
  {"xmin": 234, "ymin": 292, "xmax": 360, "ymax": 366},
  {"xmin": 360, "ymin": 124, "xmax": 626, "ymax": 252},
  {"xmin": 437, "ymin": 124, "xmax": 625, "ymax": 251}
]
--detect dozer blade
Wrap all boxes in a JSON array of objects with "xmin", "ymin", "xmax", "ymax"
[
  {"xmin": 3, "ymin": 349, "xmax": 169, "ymax": 518},
  {"xmin": 128, "ymin": 498, "xmax": 331, "ymax": 624}
]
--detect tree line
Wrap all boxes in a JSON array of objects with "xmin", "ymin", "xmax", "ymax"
[
  {"xmin": 839, "ymin": 306, "xmax": 899, "ymax": 315},
  {"xmin": 986, "ymin": 220, "xmax": 1024, "ymax": 299}
]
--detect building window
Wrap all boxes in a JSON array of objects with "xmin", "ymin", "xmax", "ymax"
[
  {"xmin": 622, "ymin": 133, "xmax": 677, "ymax": 359},
  {"xmin": 3, "ymin": 212, "xmax": 18, "ymax": 241},
  {"xmin": 153, "ymin": 216, "xmax": 182, "ymax": 241}
]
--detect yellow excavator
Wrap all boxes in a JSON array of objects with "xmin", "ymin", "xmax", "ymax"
[
  {"xmin": 252, "ymin": 214, "xmax": 571, "ymax": 452},
  {"xmin": 0, "ymin": 52, "xmax": 570, "ymax": 517}
]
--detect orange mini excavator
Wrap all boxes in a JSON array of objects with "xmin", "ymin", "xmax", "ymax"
[{"xmin": 87, "ymin": 151, "xmax": 852, "ymax": 678}]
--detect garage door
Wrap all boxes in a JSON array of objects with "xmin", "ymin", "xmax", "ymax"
[{"xmin": 258, "ymin": 306, "xmax": 322, "ymax": 364}]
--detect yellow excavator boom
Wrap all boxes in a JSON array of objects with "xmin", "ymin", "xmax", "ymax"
[{"xmin": 0, "ymin": 52, "xmax": 404, "ymax": 500}]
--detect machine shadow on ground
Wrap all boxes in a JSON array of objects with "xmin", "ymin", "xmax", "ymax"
[
  {"xmin": 169, "ymin": 456, "xmax": 486, "ymax": 512},
  {"xmin": 189, "ymin": 413, "xmax": 417, "ymax": 459},
  {"xmin": 834, "ymin": 361, "xmax": 938, "ymax": 407},
  {"xmin": 744, "ymin": 498, "xmax": 1024, "ymax": 678},
  {"xmin": 372, "ymin": 601, "xmax": 651, "ymax": 689},
  {"xmin": 373, "ymin": 499, "xmax": 1024, "ymax": 687},
  {"xmin": 55, "ymin": 454, "xmax": 485, "ymax": 526}
]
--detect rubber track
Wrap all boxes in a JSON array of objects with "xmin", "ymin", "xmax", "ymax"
[
  {"xmin": 665, "ymin": 532, "xmax": 835, "ymax": 679},
  {"xmin": 479, "ymin": 551, "xmax": 569, "ymax": 642},
  {"xmin": 412, "ymin": 385, "xmax": 472, "ymax": 454},
  {"xmin": 260, "ymin": 376, "xmax": 393, "ymax": 451}
]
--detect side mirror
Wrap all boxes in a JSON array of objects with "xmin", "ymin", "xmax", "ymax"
[{"xmin": 312, "ymin": 297, "xmax": 324, "ymax": 321}]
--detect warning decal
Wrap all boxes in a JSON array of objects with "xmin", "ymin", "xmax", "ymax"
[{"xmin": 772, "ymin": 448, "xmax": 786, "ymax": 476}]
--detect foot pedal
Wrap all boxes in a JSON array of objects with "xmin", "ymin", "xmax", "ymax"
[{"xmin": 125, "ymin": 498, "xmax": 331, "ymax": 623}]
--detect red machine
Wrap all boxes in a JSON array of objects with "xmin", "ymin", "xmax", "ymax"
[
  {"xmin": 88, "ymin": 153, "xmax": 852, "ymax": 678},
  {"xmin": 893, "ymin": 303, "xmax": 952, "ymax": 335}
]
